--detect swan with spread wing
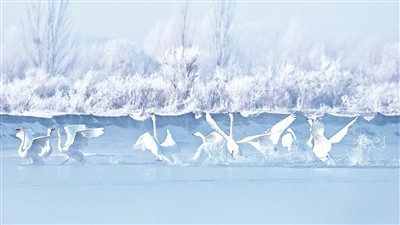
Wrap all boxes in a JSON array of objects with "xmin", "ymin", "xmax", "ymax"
[
  {"xmin": 205, "ymin": 112, "xmax": 241, "ymax": 158},
  {"xmin": 192, "ymin": 131, "xmax": 227, "ymax": 162},
  {"xmin": 16, "ymin": 128, "xmax": 55, "ymax": 164},
  {"xmin": 53, "ymin": 125, "xmax": 104, "ymax": 164},
  {"xmin": 237, "ymin": 113, "xmax": 296, "ymax": 155},
  {"xmin": 132, "ymin": 114, "xmax": 179, "ymax": 163},
  {"xmin": 307, "ymin": 117, "xmax": 358, "ymax": 162}
]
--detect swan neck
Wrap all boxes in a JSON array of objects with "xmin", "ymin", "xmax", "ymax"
[
  {"xmin": 18, "ymin": 131, "xmax": 25, "ymax": 154},
  {"xmin": 229, "ymin": 113, "xmax": 233, "ymax": 138},
  {"xmin": 152, "ymin": 114, "xmax": 158, "ymax": 142},
  {"xmin": 198, "ymin": 133, "xmax": 206, "ymax": 143},
  {"xmin": 56, "ymin": 130, "xmax": 63, "ymax": 150}
]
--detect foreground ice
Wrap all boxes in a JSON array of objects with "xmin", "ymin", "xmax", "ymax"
[
  {"xmin": 1, "ymin": 113, "xmax": 399, "ymax": 223},
  {"xmin": 2, "ymin": 164, "xmax": 399, "ymax": 224}
]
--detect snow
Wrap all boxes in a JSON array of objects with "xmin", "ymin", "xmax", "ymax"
[{"xmin": 1, "ymin": 112, "xmax": 399, "ymax": 223}]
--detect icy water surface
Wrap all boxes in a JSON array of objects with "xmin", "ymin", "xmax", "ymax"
[{"xmin": 2, "ymin": 163, "xmax": 399, "ymax": 224}]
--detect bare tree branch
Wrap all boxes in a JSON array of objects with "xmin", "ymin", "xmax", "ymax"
[
  {"xmin": 22, "ymin": 0, "xmax": 76, "ymax": 76},
  {"xmin": 211, "ymin": 0, "xmax": 236, "ymax": 68}
]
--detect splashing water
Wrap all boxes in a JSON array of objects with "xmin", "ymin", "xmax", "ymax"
[{"xmin": 347, "ymin": 134, "xmax": 386, "ymax": 166}]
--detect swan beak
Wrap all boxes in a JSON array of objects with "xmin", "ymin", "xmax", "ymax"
[
  {"xmin": 51, "ymin": 127, "xmax": 57, "ymax": 131},
  {"xmin": 16, "ymin": 128, "xmax": 22, "ymax": 131}
]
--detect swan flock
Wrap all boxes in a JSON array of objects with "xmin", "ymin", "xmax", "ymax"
[{"xmin": 15, "ymin": 113, "xmax": 358, "ymax": 165}]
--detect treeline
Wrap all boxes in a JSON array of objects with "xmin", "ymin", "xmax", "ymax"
[{"xmin": 1, "ymin": 1, "xmax": 399, "ymax": 115}]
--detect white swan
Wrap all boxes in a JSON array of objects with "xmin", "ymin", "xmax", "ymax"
[
  {"xmin": 306, "ymin": 117, "xmax": 315, "ymax": 148},
  {"xmin": 132, "ymin": 114, "xmax": 178, "ymax": 163},
  {"xmin": 205, "ymin": 112, "xmax": 240, "ymax": 157},
  {"xmin": 192, "ymin": 131, "xmax": 226, "ymax": 162},
  {"xmin": 38, "ymin": 127, "xmax": 56, "ymax": 159},
  {"xmin": 16, "ymin": 128, "xmax": 54, "ymax": 164},
  {"xmin": 237, "ymin": 113, "xmax": 296, "ymax": 155},
  {"xmin": 308, "ymin": 117, "xmax": 358, "ymax": 162},
  {"xmin": 53, "ymin": 125, "xmax": 104, "ymax": 164},
  {"xmin": 281, "ymin": 128, "xmax": 297, "ymax": 152}
]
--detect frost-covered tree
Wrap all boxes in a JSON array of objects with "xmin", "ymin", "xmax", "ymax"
[
  {"xmin": 179, "ymin": 1, "xmax": 191, "ymax": 49},
  {"xmin": 160, "ymin": 46, "xmax": 200, "ymax": 107},
  {"xmin": 98, "ymin": 39, "xmax": 157, "ymax": 77},
  {"xmin": 278, "ymin": 17, "xmax": 307, "ymax": 66},
  {"xmin": 1, "ymin": 27, "xmax": 27, "ymax": 79},
  {"xmin": 22, "ymin": 0, "xmax": 76, "ymax": 76},
  {"xmin": 144, "ymin": 1, "xmax": 192, "ymax": 59}
]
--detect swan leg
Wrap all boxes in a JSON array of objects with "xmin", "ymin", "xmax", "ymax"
[
  {"xmin": 61, "ymin": 157, "xmax": 70, "ymax": 165},
  {"xmin": 70, "ymin": 151, "xmax": 85, "ymax": 164},
  {"xmin": 31, "ymin": 155, "xmax": 44, "ymax": 165},
  {"xmin": 77, "ymin": 153, "xmax": 85, "ymax": 164}
]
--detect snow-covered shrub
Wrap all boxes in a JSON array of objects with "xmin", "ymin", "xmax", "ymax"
[
  {"xmin": 88, "ymin": 74, "xmax": 172, "ymax": 113},
  {"xmin": 69, "ymin": 70, "xmax": 97, "ymax": 113},
  {"xmin": 159, "ymin": 46, "xmax": 200, "ymax": 109},
  {"xmin": 0, "ymin": 69, "xmax": 69, "ymax": 113}
]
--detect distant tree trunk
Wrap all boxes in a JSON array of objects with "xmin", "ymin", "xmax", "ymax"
[
  {"xmin": 211, "ymin": 0, "xmax": 236, "ymax": 68},
  {"xmin": 179, "ymin": 1, "xmax": 190, "ymax": 50},
  {"xmin": 22, "ymin": 0, "xmax": 75, "ymax": 76}
]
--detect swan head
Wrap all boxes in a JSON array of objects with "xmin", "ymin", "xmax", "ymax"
[
  {"xmin": 47, "ymin": 126, "xmax": 57, "ymax": 133},
  {"xmin": 307, "ymin": 118, "xmax": 316, "ymax": 127},
  {"xmin": 228, "ymin": 111, "xmax": 234, "ymax": 119},
  {"xmin": 50, "ymin": 126, "xmax": 60, "ymax": 132},
  {"xmin": 15, "ymin": 128, "xmax": 25, "ymax": 140},
  {"xmin": 192, "ymin": 132, "xmax": 206, "ymax": 143},
  {"xmin": 192, "ymin": 132, "xmax": 203, "ymax": 138}
]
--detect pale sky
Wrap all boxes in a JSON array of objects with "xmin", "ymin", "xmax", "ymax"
[{"xmin": 2, "ymin": 1, "xmax": 399, "ymax": 46}]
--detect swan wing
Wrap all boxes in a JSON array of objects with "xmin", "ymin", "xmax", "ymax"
[
  {"xmin": 205, "ymin": 113, "xmax": 230, "ymax": 140},
  {"xmin": 207, "ymin": 132, "xmax": 224, "ymax": 143},
  {"xmin": 64, "ymin": 125, "xmax": 87, "ymax": 147},
  {"xmin": 329, "ymin": 117, "xmax": 358, "ymax": 144},
  {"xmin": 160, "ymin": 129, "xmax": 176, "ymax": 147},
  {"xmin": 237, "ymin": 133, "xmax": 267, "ymax": 143},
  {"xmin": 311, "ymin": 119, "xmax": 325, "ymax": 138},
  {"xmin": 79, "ymin": 127, "xmax": 104, "ymax": 138},
  {"xmin": 281, "ymin": 132, "xmax": 295, "ymax": 148},
  {"xmin": 69, "ymin": 132, "xmax": 89, "ymax": 150},
  {"xmin": 133, "ymin": 132, "xmax": 158, "ymax": 152},
  {"xmin": 192, "ymin": 144, "xmax": 205, "ymax": 161},
  {"xmin": 269, "ymin": 113, "xmax": 296, "ymax": 145},
  {"xmin": 205, "ymin": 113, "xmax": 239, "ymax": 155},
  {"xmin": 28, "ymin": 136, "xmax": 55, "ymax": 155}
]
